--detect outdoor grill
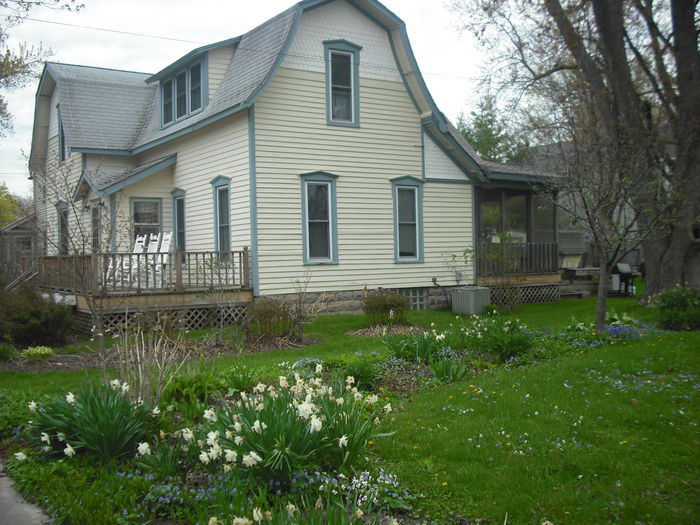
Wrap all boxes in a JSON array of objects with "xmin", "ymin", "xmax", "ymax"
[{"xmin": 611, "ymin": 263, "xmax": 638, "ymax": 296}]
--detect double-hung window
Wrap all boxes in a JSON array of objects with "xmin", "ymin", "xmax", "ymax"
[
  {"xmin": 91, "ymin": 205, "xmax": 101, "ymax": 252},
  {"xmin": 211, "ymin": 176, "xmax": 231, "ymax": 255},
  {"xmin": 391, "ymin": 177, "xmax": 423, "ymax": 263},
  {"xmin": 161, "ymin": 59, "xmax": 206, "ymax": 126},
  {"xmin": 301, "ymin": 172, "xmax": 338, "ymax": 264},
  {"xmin": 56, "ymin": 202, "xmax": 68, "ymax": 255},
  {"xmin": 132, "ymin": 198, "xmax": 161, "ymax": 239},
  {"xmin": 324, "ymin": 40, "xmax": 361, "ymax": 126}
]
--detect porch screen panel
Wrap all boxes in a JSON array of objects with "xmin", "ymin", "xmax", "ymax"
[
  {"xmin": 307, "ymin": 182, "xmax": 330, "ymax": 259},
  {"xmin": 478, "ymin": 189, "xmax": 501, "ymax": 243},
  {"xmin": 397, "ymin": 187, "xmax": 417, "ymax": 258},
  {"xmin": 504, "ymin": 194, "xmax": 527, "ymax": 242},
  {"xmin": 217, "ymin": 187, "xmax": 230, "ymax": 252},
  {"xmin": 533, "ymin": 194, "xmax": 555, "ymax": 242}
]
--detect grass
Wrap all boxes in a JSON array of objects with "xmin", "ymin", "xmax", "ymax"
[{"xmin": 1, "ymin": 297, "xmax": 698, "ymax": 524}]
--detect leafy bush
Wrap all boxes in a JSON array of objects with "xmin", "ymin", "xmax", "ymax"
[
  {"xmin": 195, "ymin": 374, "xmax": 391, "ymax": 482},
  {"xmin": 27, "ymin": 382, "xmax": 160, "ymax": 462},
  {"xmin": 0, "ymin": 285, "xmax": 78, "ymax": 347},
  {"xmin": 0, "ymin": 342, "xmax": 16, "ymax": 361},
  {"xmin": 459, "ymin": 316, "xmax": 534, "ymax": 361},
  {"xmin": 655, "ymin": 286, "xmax": 700, "ymax": 331},
  {"xmin": 430, "ymin": 356, "xmax": 469, "ymax": 384},
  {"xmin": 246, "ymin": 297, "xmax": 295, "ymax": 338},
  {"xmin": 220, "ymin": 364, "xmax": 258, "ymax": 393},
  {"xmin": 162, "ymin": 372, "xmax": 226, "ymax": 405},
  {"xmin": 20, "ymin": 346, "xmax": 53, "ymax": 361},
  {"xmin": 362, "ymin": 290, "xmax": 409, "ymax": 327},
  {"xmin": 382, "ymin": 332, "xmax": 440, "ymax": 363},
  {"xmin": 341, "ymin": 357, "xmax": 382, "ymax": 391}
]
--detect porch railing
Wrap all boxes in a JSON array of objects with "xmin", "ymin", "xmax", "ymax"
[
  {"xmin": 476, "ymin": 242, "xmax": 559, "ymax": 276},
  {"xmin": 36, "ymin": 247, "xmax": 251, "ymax": 294}
]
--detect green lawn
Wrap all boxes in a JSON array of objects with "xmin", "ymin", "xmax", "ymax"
[{"xmin": 1, "ymin": 297, "xmax": 698, "ymax": 524}]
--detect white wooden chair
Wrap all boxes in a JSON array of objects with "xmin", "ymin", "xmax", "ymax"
[{"xmin": 106, "ymin": 234, "xmax": 146, "ymax": 288}]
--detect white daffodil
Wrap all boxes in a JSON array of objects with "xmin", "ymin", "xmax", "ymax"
[
  {"xmin": 252, "ymin": 420, "xmax": 267, "ymax": 434},
  {"xmin": 254, "ymin": 402, "xmax": 265, "ymax": 412},
  {"xmin": 338, "ymin": 435, "xmax": 348, "ymax": 448},
  {"xmin": 120, "ymin": 382, "xmax": 130, "ymax": 394},
  {"xmin": 109, "ymin": 379, "xmax": 120, "ymax": 390},
  {"xmin": 65, "ymin": 392, "xmax": 76, "ymax": 404},
  {"xmin": 208, "ymin": 517, "xmax": 219, "ymax": 525},
  {"xmin": 346, "ymin": 376, "xmax": 355, "ymax": 385},
  {"xmin": 137, "ymin": 442, "xmax": 151, "ymax": 456},
  {"xmin": 208, "ymin": 444, "xmax": 222, "ymax": 460},
  {"xmin": 253, "ymin": 383, "xmax": 266, "ymax": 393},
  {"xmin": 199, "ymin": 451, "xmax": 211, "ymax": 464},
  {"xmin": 242, "ymin": 451, "xmax": 262, "ymax": 466},
  {"xmin": 151, "ymin": 406, "xmax": 160, "ymax": 416},
  {"xmin": 225, "ymin": 430, "xmax": 233, "ymax": 439},
  {"xmin": 234, "ymin": 436, "xmax": 244, "ymax": 446},
  {"xmin": 252, "ymin": 508, "xmax": 263, "ymax": 522},
  {"xmin": 64, "ymin": 443, "xmax": 75, "ymax": 457},
  {"xmin": 224, "ymin": 449, "xmax": 238, "ymax": 463},
  {"xmin": 286, "ymin": 502, "xmax": 298, "ymax": 515},
  {"xmin": 203, "ymin": 408, "xmax": 217, "ymax": 422},
  {"xmin": 14, "ymin": 452, "xmax": 27, "ymax": 461},
  {"xmin": 297, "ymin": 401, "xmax": 315, "ymax": 420},
  {"xmin": 28, "ymin": 401, "xmax": 37, "ymax": 412},
  {"xmin": 40, "ymin": 432, "xmax": 51, "ymax": 444},
  {"xmin": 336, "ymin": 397, "xmax": 345, "ymax": 405},
  {"xmin": 315, "ymin": 363, "xmax": 323, "ymax": 374},
  {"xmin": 279, "ymin": 376, "xmax": 289, "ymax": 388},
  {"xmin": 365, "ymin": 394, "xmax": 379, "ymax": 404},
  {"xmin": 234, "ymin": 421, "xmax": 243, "ymax": 432},
  {"xmin": 232, "ymin": 518, "xmax": 253, "ymax": 525},
  {"xmin": 384, "ymin": 403, "xmax": 393, "ymax": 413},
  {"xmin": 181, "ymin": 428, "xmax": 194, "ymax": 442},
  {"xmin": 309, "ymin": 415, "xmax": 322, "ymax": 433},
  {"xmin": 56, "ymin": 432, "xmax": 66, "ymax": 442},
  {"xmin": 206, "ymin": 431, "xmax": 220, "ymax": 446}
]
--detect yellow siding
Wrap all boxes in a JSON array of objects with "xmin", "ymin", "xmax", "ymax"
[
  {"xmin": 254, "ymin": 66, "xmax": 473, "ymax": 295},
  {"xmin": 133, "ymin": 112, "xmax": 250, "ymax": 252}
]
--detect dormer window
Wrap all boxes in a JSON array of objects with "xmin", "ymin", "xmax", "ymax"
[{"xmin": 161, "ymin": 59, "xmax": 205, "ymax": 126}]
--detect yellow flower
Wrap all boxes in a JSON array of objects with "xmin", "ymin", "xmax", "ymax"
[
  {"xmin": 442, "ymin": 481, "xmax": 448, "ymax": 486},
  {"xmin": 367, "ymin": 440, "xmax": 375, "ymax": 445}
]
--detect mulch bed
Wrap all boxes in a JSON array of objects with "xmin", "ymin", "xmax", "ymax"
[{"xmin": 347, "ymin": 324, "xmax": 422, "ymax": 338}]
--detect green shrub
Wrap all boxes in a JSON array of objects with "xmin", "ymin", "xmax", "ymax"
[
  {"xmin": 342, "ymin": 357, "xmax": 382, "ymax": 391},
  {"xmin": 655, "ymin": 286, "xmax": 700, "ymax": 331},
  {"xmin": 382, "ymin": 332, "xmax": 440, "ymax": 363},
  {"xmin": 0, "ymin": 285, "xmax": 78, "ymax": 347},
  {"xmin": 362, "ymin": 290, "xmax": 409, "ymax": 327},
  {"xmin": 162, "ymin": 372, "xmax": 226, "ymax": 406},
  {"xmin": 0, "ymin": 342, "xmax": 16, "ymax": 361},
  {"xmin": 28, "ymin": 382, "xmax": 160, "ymax": 462},
  {"xmin": 459, "ymin": 316, "xmax": 534, "ymax": 361},
  {"xmin": 430, "ymin": 357, "xmax": 469, "ymax": 384},
  {"xmin": 220, "ymin": 364, "xmax": 258, "ymax": 393},
  {"xmin": 196, "ymin": 376, "xmax": 391, "ymax": 481},
  {"xmin": 20, "ymin": 346, "xmax": 53, "ymax": 361},
  {"xmin": 246, "ymin": 297, "xmax": 295, "ymax": 338}
]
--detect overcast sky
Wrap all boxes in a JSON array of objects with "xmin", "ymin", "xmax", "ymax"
[{"xmin": 0, "ymin": 0, "xmax": 486, "ymax": 197}]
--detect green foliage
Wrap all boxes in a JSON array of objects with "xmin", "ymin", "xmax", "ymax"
[
  {"xmin": 220, "ymin": 364, "xmax": 258, "ymax": 394},
  {"xmin": 0, "ymin": 342, "xmax": 16, "ymax": 361},
  {"xmin": 456, "ymin": 92, "xmax": 531, "ymax": 164},
  {"xmin": 340, "ymin": 357, "xmax": 382, "ymax": 391},
  {"xmin": 28, "ymin": 382, "xmax": 160, "ymax": 462},
  {"xmin": 0, "ymin": 389, "xmax": 35, "ymax": 440},
  {"xmin": 430, "ymin": 357, "xmax": 469, "ymax": 384},
  {"xmin": 0, "ymin": 285, "xmax": 78, "ymax": 347},
  {"xmin": 134, "ymin": 439, "xmax": 188, "ymax": 479},
  {"xmin": 459, "ymin": 315, "xmax": 534, "ymax": 361},
  {"xmin": 362, "ymin": 290, "xmax": 409, "ymax": 327},
  {"xmin": 20, "ymin": 345, "xmax": 53, "ymax": 361},
  {"xmin": 382, "ymin": 332, "xmax": 440, "ymax": 364},
  {"xmin": 246, "ymin": 297, "xmax": 295, "ymax": 338},
  {"xmin": 654, "ymin": 286, "xmax": 700, "ymax": 331},
  {"xmin": 162, "ymin": 372, "xmax": 226, "ymax": 406},
  {"xmin": 197, "ymin": 375, "xmax": 390, "ymax": 482}
]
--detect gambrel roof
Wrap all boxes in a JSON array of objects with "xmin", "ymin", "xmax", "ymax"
[{"xmin": 29, "ymin": 0, "xmax": 542, "ymax": 183}]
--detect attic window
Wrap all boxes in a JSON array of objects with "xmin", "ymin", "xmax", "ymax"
[
  {"xmin": 161, "ymin": 59, "xmax": 205, "ymax": 126},
  {"xmin": 324, "ymin": 40, "xmax": 361, "ymax": 127}
]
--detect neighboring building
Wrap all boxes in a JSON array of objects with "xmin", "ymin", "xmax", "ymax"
[{"xmin": 28, "ymin": 0, "xmax": 558, "ymax": 319}]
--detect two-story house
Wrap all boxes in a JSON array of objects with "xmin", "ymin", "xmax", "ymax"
[{"xmin": 28, "ymin": 0, "xmax": 559, "ymax": 326}]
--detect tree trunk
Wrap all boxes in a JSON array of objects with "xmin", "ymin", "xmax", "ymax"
[{"xmin": 595, "ymin": 264, "xmax": 610, "ymax": 333}]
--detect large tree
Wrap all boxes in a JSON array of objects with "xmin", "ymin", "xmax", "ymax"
[
  {"xmin": 0, "ymin": 0, "xmax": 83, "ymax": 136},
  {"xmin": 452, "ymin": 0, "xmax": 700, "ymax": 307}
]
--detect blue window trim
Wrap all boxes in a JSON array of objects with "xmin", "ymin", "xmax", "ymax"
[
  {"xmin": 391, "ymin": 176, "xmax": 424, "ymax": 264},
  {"xmin": 210, "ymin": 176, "xmax": 231, "ymax": 252},
  {"xmin": 55, "ymin": 201, "xmax": 69, "ymax": 255},
  {"xmin": 160, "ymin": 55, "xmax": 209, "ymax": 128},
  {"xmin": 324, "ymin": 40, "xmax": 361, "ymax": 128},
  {"xmin": 171, "ymin": 188, "xmax": 186, "ymax": 252},
  {"xmin": 129, "ymin": 197, "xmax": 163, "ymax": 238},
  {"xmin": 300, "ymin": 171, "xmax": 339, "ymax": 265}
]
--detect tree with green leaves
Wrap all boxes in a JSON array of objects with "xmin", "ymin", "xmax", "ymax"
[
  {"xmin": 0, "ymin": 0, "xmax": 83, "ymax": 136},
  {"xmin": 0, "ymin": 181, "xmax": 21, "ymax": 227},
  {"xmin": 456, "ymin": 91, "xmax": 530, "ymax": 164}
]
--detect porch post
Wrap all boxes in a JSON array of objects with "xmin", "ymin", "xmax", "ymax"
[
  {"xmin": 242, "ymin": 246, "xmax": 251, "ymax": 289},
  {"xmin": 175, "ymin": 248, "xmax": 183, "ymax": 291}
]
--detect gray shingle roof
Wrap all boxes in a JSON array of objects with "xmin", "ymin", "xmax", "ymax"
[{"xmin": 46, "ymin": 63, "xmax": 154, "ymax": 151}]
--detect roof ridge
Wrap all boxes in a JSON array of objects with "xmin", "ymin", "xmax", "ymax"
[{"xmin": 46, "ymin": 61, "xmax": 153, "ymax": 76}]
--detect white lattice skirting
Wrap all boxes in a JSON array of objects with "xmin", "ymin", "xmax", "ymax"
[{"xmin": 489, "ymin": 284, "xmax": 560, "ymax": 306}]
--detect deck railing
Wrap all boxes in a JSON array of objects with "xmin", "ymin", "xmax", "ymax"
[
  {"xmin": 476, "ymin": 242, "xmax": 559, "ymax": 276},
  {"xmin": 36, "ymin": 248, "xmax": 251, "ymax": 294}
]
